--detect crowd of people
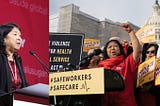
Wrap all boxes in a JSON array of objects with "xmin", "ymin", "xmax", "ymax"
[{"xmin": 80, "ymin": 22, "xmax": 160, "ymax": 106}]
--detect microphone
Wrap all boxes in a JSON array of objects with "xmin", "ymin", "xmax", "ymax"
[
  {"xmin": 87, "ymin": 48, "xmax": 102, "ymax": 58},
  {"xmin": 65, "ymin": 63, "xmax": 77, "ymax": 71},
  {"xmin": 29, "ymin": 50, "xmax": 36, "ymax": 56},
  {"xmin": 57, "ymin": 65, "xmax": 64, "ymax": 72},
  {"xmin": 29, "ymin": 50, "xmax": 49, "ymax": 74},
  {"xmin": 79, "ymin": 48, "xmax": 102, "ymax": 67},
  {"xmin": 29, "ymin": 51, "xmax": 57, "ymax": 105}
]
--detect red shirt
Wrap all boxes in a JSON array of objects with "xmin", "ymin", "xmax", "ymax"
[
  {"xmin": 9, "ymin": 61, "xmax": 22, "ymax": 91},
  {"xmin": 98, "ymin": 54, "xmax": 139, "ymax": 106}
]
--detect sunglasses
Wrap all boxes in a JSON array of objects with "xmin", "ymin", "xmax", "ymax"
[{"xmin": 146, "ymin": 50, "xmax": 155, "ymax": 54}]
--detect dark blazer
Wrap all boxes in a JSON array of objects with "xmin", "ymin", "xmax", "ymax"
[{"xmin": 0, "ymin": 53, "xmax": 28, "ymax": 96}]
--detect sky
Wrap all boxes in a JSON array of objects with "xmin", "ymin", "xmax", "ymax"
[{"xmin": 50, "ymin": 0, "xmax": 156, "ymax": 27}]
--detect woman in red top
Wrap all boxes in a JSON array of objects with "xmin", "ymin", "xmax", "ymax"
[{"xmin": 98, "ymin": 23, "xmax": 141, "ymax": 106}]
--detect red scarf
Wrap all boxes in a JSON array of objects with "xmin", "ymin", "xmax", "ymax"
[{"xmin": 98, "ymin": 55, "xmax": 125, "ymax": 69}]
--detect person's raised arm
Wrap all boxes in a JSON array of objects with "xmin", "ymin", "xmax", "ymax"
[{"xmin": 121, "ymin": 23, "xmax": 142, "ymax": 63}]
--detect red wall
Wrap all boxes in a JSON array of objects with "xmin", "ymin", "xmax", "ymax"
[
  {"xmin": 0, "ymin": 0, "xmax": 49, "ymax": 84},
  {"xmin": 0, "ymin": 0, "xmax": 49, "ymax": 104}
]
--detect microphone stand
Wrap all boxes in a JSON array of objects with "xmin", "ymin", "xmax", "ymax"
[
  {"xmin": 31, "ymin": 53, "xmax": 49, "ymax": 74},
  {"xmin": 29, "ymin": 51, "xmax": 57, "ymax": 106}
]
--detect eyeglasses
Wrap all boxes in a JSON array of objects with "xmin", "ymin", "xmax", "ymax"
[{"xmin": 146, "ymin": 50, "xmax": 155, "ymax": 54}]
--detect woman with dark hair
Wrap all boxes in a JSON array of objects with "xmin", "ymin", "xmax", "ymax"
[
  {"xmin": 98, "ymin": 23, "xmax": 142, "ymax": 106},
  {"xmin": 0, "ymin": 23, "xmax": 28, "ymax": 106},
  {"xmin": 136, "ymin": 43, "xmax": 160, "ymax": 106},
  {"xmin": 102, "ymin": 39, "xmax": 126, "ymax": 59},
  {"xmin": 141, "ymin": 43, "xmax": 159, "ymax": 62}
]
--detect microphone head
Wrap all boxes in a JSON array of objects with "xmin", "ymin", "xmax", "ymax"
[
  {"xmin": 29, "ymin": 50, "xmax": 36, "ymax": 56},
  {"xmin": 79, "ymin": 58, "xmax": 90, "ymax": 67},
  {"xmin": 80, "ymin": 49, "xmax": 102, "ymax": 67},
  {"xmin": 87, "ymin": 48, "xmax": 102, "ymax": 59},
  {"xmin": 93, "ymin": 48, "xmax": 102, "ymax": 56}
]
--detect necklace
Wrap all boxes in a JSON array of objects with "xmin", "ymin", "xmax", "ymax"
[{"xmin": 8, "ymin": 60, "xmax": 17, "ymax": 81}]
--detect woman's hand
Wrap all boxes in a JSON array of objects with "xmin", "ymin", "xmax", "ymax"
[
  {"xmin": 120, "ymin": 23, "xmax": 134, "ymax": 33},
  {"xmin": 120, "ymin": 22, "xmax": 142, "ymax": 63}
]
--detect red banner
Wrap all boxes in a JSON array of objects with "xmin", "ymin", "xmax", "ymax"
[{"xmin": 0, "ymin": 0, "xmax": 49, "ymax": 85}]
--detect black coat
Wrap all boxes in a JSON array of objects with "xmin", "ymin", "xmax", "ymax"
[{"xmin": 0, "ymin": 53, "xmax": 28, "ymax": 96}]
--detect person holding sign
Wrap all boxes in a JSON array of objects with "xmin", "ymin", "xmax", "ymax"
[
  {"xmin": 136, "ymin": 43, "xmax": 159, "ymax": 106},
  {"xmin": 98, "ymin": 22, "xmax": 141, "ymax": 106},
  {"xmin": 0, "ymin": 23, "xmax": 28, "ymax": 106}
]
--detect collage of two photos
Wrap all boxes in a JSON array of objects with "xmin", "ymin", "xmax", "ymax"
[{"xmin": 1, "ymin": 0, "xmax": 160, "ymax": 106}]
